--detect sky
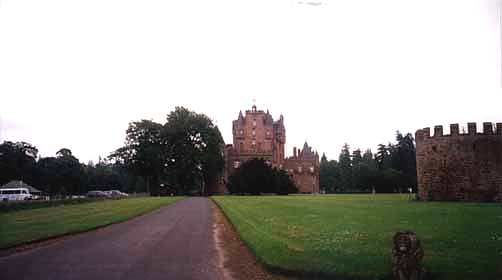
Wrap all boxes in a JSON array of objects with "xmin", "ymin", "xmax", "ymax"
[{"xmin": 0, "ymin": 0, "xmax": 501, "ymax": 163}]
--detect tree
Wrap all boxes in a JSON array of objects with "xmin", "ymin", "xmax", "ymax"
[
  {"xmin": 162, "ymin": 107, "xmax": 225, "ymax": 195},
  {"xmin": 375, "ymin": 144, "xmax": 390, "ymax": 170},
  {"xmin": 320, "ymin": 153, "xmax": 341, "ymax": 193},
  {"xmin": 351, "ymin": 149, "xmax": 364, "ymax": 191},
  {"xmin": 395, "ymin": 132, "xmax": 417, "ymax": 192},
  {"xmin": 338, "ymin": 143, "xmax": 352, "ymax": 191},
  {"xmin": 227, "ymin": 158, "xmax": 297, "ymax": 195},
  {"xmin": 110, "ymin": 120, "xmax": 163, "ymax": 195},
  {"xmin": 55, "ymin": 148, "xmax": 84, "ymax": 195},
  {"xmin": 34, "ymin": 148, "xmax": 84, "ymax": 196},
  {"xmin": 35, "ymin": 156, "xmax": 64, "ymax": 195},
  {"xmin": 0, "ymin": 141, "xmax": 38, "ymax": 185},
  {"xmin": 110, "ymin": 107, "xmax": 225, "ymax": 196},
  {"xmin": 83, "ymin": 160, "xmax": 135, "ymax": 193}
]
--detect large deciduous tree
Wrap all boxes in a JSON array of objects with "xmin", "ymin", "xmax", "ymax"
[
  {"xmin": 110, "ymin": 107, "xmax": 225, "ymax": 196},
  {"xmin": 0, "ymin": 141, "xmax": 38, "ymax": 185},
  {"xmin": 110, "ymin": 120, "xmax": 163, "ymax": 195},
  {"xmin": 162, "ymin": 107, "xmax": 225, "ymax": 195}
]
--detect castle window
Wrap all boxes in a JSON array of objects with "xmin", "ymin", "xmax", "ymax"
[
  {"xmin": 310, "ymin": 167, "xmax": 314, "ymax": 173},
  {"xmin": 240, "ymin": 130, "xmax": 243, "ymax": 135},
  {"xmin": 233, "ymin": 161, "xmax": 240, "ymax": 168},
  {"xmin": 252, "ymin": 130, "xmax": 256, "ymax": 136},
  {"xmin": 253, "ymin": 120, "xmax": 257, "ymax": 127},
  {"xmin": 252, "ymin": 140, "xmax": 256, "ymax": 146},
  {"xmin": 297, "ymin": 166, "xmax": 302, "ymax": 173}
]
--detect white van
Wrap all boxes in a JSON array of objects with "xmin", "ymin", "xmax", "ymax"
[{"xmin": 0, "ymin": 188, "xmax": 33, "ymax": 201}]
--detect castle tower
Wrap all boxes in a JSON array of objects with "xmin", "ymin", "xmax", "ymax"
[
  {"xmin": 220, "ymin": 104, "xmax": 319, "ymax": 194},
  {"xmin": 229, "ymin": 104, "xmax": 283, "ymax": 167}
]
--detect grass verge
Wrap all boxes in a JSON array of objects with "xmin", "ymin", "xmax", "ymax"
[
  {"xmin": 0, "ymin": 196, "xmax": 184, "ymax": 249},
  {"xmin": 212, "ymin": 194, "xmax": 502, "ymax": 280}
]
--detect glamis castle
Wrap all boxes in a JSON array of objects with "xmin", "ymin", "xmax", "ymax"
[{"xmin": 214, "ymin": 105, "xmax": 320, "ymax": 194}]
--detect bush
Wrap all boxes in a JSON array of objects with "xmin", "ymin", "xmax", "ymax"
[{"xmin": 227, "ymin": 158, "xmax": 298, "ymax": 195}]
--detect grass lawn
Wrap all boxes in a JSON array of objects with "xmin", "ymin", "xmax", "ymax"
[
  {"xmin": 213, "ymin": 194, "xmax": 502, "ymax": 280},
  {"xmin": 0, "ymin": 196, "xmax": 184, "ymax": 249}
]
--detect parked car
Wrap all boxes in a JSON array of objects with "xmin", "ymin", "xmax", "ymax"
[
  {"xmin": 104, "ymin": 190, "xmax": 129, "ymax": 198},
  {"xmin": 0, "ymin": 188, "xmax": 33, "ymax": 201},
  {"xmin": 86, "ymin": 190, "xmax": 109, "ymax": 198}
]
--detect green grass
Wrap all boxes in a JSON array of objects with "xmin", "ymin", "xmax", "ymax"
[
  {"xmin": 213, "ymin": 194, "xmax": 502, "ymax": 280},
  {"xmin": 0, "ymin": 196, "xmax": 184, "ymax": 249}
]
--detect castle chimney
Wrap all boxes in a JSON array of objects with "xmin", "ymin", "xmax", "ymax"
[
  {"xmin": 293, "ymin": 147, "xmax": 297, "ymax": 158},
  {"xmin": 483, "ymin": 122, "xmax": 493, "ymax": 135},
  {"xmin": 497, "ymin": 123, "xmax": 502, "ymax": 135},
  {"xmin": 468, "ymin": 123, "xmax": 477, "ymax": 135},
  {"xmin": 434, "ymin": 125, "xmax": 443, "ymax": 137},
  {"xmin": 450, "ymin": 124, "xmax": 459, "ymax": 136}
]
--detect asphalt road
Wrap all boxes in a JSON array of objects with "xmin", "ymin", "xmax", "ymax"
[{"xmin": 0, "ymin": 197, "xmax": 225, "ymax": 280}]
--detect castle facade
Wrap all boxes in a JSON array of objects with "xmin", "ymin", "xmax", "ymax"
[{"xmin": 219, "ymin": 105, "xmax": 319, "ymax": 194}]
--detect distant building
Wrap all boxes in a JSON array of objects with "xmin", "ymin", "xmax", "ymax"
[{"xmin": 216, "ymin": 105, "xmax": 319, "ymax": 194}]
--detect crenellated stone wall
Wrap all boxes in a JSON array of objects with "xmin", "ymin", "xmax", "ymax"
[{"xmin": 415, "ymin": 122, "xmax": 502, "ymax": 202}]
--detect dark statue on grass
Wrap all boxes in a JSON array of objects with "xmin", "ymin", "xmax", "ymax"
[{"xmin": 392, "ymin": 230, "xmax": 425, "ymax": 280}]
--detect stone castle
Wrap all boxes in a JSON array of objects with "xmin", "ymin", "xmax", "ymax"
[
  {"xmin": 218, "ymin": 105, "xmax": 320, "ymax": 194},
  {"xmin": 415, "ymin": 122, "xmax": 502, "ymax": 202}
]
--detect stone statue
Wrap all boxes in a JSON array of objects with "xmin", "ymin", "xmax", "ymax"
[{"xmin": 392, "ymin": 230, "xmax": 425, "ymax": 280}]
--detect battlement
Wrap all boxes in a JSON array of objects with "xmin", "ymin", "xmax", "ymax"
[
  {"xmin": 416, "ymin": 122, "xmax": 502, "ymax": 141},
  {"xmin": 415, "ymin": 121, "xmax": 502, "ymax": 202}
]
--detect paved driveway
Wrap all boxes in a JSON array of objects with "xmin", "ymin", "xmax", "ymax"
[{"xmin": 0, "ymin": 197, "xmax": 224, "ymax": 280}]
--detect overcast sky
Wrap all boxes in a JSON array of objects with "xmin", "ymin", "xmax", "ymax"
[{"xmin": 0, "ymin": 0, "xmax": 501, "ymax": 163}]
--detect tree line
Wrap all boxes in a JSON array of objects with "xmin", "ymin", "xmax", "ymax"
[
  {"xmin": 0, "ymin": 107, "xmax": 225, "ymax": 196},
  {"xmin": 1, "ymin": 107, "xmax": 417, "ymax": 196},
  {"xmin": 0, "ymin": 142, "xmax": 141, "ymax": 196},
  {"xmin": 320, "ymin": 132, "xmax": 417, "ymax": 193}
]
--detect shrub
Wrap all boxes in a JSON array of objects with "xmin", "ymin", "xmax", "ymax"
[{"xmin": 227, "ymin": 158, "xmax": 298, "ymax": 195}]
